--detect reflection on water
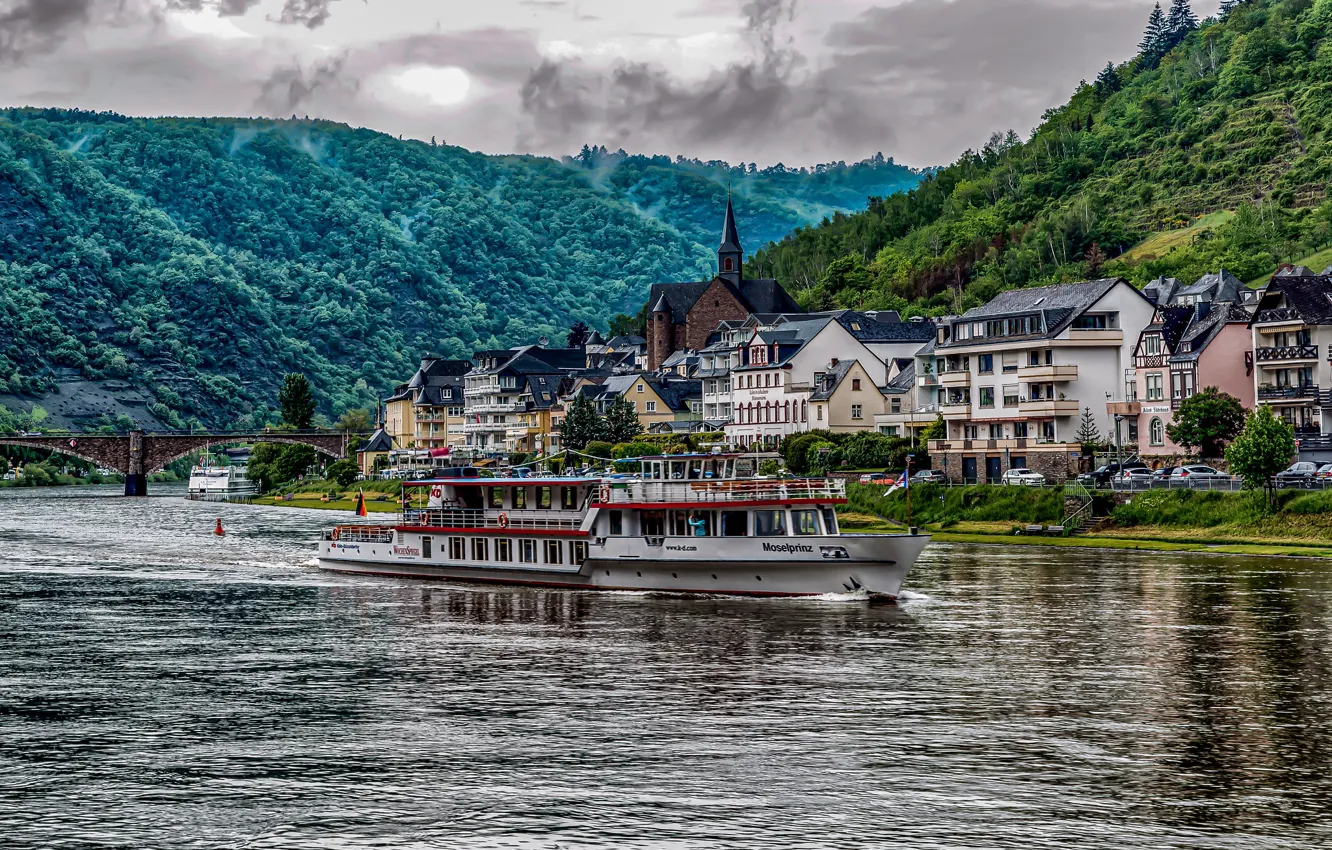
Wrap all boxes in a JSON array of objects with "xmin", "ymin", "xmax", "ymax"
[{"xmin": 2, "ymin": 487, "xmax": 1332, "ymax": 848}]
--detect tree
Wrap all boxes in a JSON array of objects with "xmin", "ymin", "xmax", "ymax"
[
  {"xmin": 273, "ymin": 444, "xmax": 318, "ymax": 484},
  {"xmin": 335, "ymin": 408, "xmax": 372, "ymax": 434},
  {"xmin": 324, "ymin": 459, "xmax": 360, "ymax": 488},
  {"xmin": 1076, "ymin": 407, "xmax": 1103, "ymax": 451},
  {"xmin": 1166, "ymin": 387, "xmax": 1245, "ymax": 458},
  {"xmin": 1166, "ymin": 0, "xmax": 1198, "ymax": 48},
  {"xmin": 1219, "ymin": 0, "xmax": 1241, "ymax": 17},
  {"xmin": 1094, "ymin": 62, "xmax": 1121, "ymax": 98},
  {"xmin": 603, "ymin": 394, "xmax": 643, "ymax": 444},
  {"xmin": 278, "ymin": 373, "xmax": 316, "ymax": 430},
  {"xmin": 1225, "ymin": 406, "xmax": 1295, "ymax": 507},
  {"xmin": 561, "ymin": 393, "xmax": 601, "ymax": 451},
  {"xmin": 607, "ymin": 313, "xmax": 642, "ymax": 338},
  {"xmin": 1085, "ymin": 242, "xmax": 1106, "ymax": 277},
  {"xmin": 1139, "ymin": 3, "xmax": 1169, "ymax": 65},
  {"xmin": 567, "ymin": 321, "xmax": 592, "ymax": 348}
]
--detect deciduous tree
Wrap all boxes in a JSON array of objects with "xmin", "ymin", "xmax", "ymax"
[
  {"xmin": 1166, "ymin": 387, "xmax": 1245, "ymax": 458},
  {"xmin": 1224, "ymin": 406, "xmax": 1295, "ymax": 507}
]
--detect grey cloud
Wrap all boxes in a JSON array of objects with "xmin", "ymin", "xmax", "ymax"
[{"xmin": 0, "ymin": 0, "xmax": 94, "ymax": 58}]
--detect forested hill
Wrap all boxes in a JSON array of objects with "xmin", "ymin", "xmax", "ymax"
[
  {"xmin": 0, "ymin": 111, "xmax": 919, "ymax": 428},
  {"xmin": 750, "ymin": 0, "xmax": 1332, "ymax": 317}
]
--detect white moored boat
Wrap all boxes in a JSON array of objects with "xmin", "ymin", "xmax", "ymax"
[
  {"xmin": 186, "ymin": 458, "xmax": 258, "ymax": 501},
  {"xmin": 317, "ymin": 454, "xmax": 929, "ymax": 598}
]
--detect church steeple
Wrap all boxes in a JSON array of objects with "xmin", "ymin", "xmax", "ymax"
[{"xmin": 718, "ymin": 196, "xmax": 742, "ymax": 286}]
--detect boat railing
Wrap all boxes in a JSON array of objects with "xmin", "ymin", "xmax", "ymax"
[
  {"xmin": 603, "ymin": 478, "xmax": 846, "ymax": 504},
  {"xmin": 327, "ymin": 525, "xmax": 395, "ymax": 543},
  {"xmin": 400, "ymin": 509, "xmax": 584, "ymax": 532}
]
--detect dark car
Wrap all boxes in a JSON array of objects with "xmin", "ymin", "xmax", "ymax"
[
  {"xmin": 1152, "ymin": 466, "xmax": 1181, "ymax": 480},
  {"xmin": 1079, "ymin": 460, "xmax": 1150, "ymax": 488},
  {"xmin": 1275, "ymin": 461, "xmax": 1321, "ymax": 488}
]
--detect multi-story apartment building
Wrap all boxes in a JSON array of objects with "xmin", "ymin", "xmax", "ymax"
[
  {"xmin": 1128, "ymin": 279, "xmax": 1253, "ymax": 458},
  {"xmin": 927, "ymin": 278, "xmax": 1156, "ymax": 483},
  {"xmin": 463, "ymin": 346, "xmax": 587, "ymax": 455},
  {"xmin": 1248, "ymin": 270, "xmax": 1332, "ymax": 436},
  {"xmin": 383, "ymin": 358, "xmax": 471, "ymax": 451}
]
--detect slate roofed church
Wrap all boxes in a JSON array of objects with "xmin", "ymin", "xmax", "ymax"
[{"xmin": 647, "ymin": 198, "xmax": 801, "ymax": 370}]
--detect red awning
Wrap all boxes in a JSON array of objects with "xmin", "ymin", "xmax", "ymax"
[{"xmin": 429, "ymin": 448, "xmax": 451, "ymax": 457}]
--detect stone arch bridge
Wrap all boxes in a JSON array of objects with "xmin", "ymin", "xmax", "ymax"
[{"xmin": 0, "ymin": 430, "xmax": 358, "ymax": 495}]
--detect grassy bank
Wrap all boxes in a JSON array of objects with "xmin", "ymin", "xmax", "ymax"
[
  {"xmin": 252, "ymin": 479, "xmax": 403, "ymax": 513},
  {"xmin": 849, "ymin": 483, "xmax": 1332, "ymax": 558}
]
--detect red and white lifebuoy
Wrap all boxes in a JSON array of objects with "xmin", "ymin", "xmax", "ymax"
[
  {"xmin": 497, "ymin": 512, "xmax": 510, "ymax": 529},
  {"xmin": 331, "ymin": 527, "xmax": 341, "ymax": 541},
  {"xmin": 598, "ymin": 484, "xmax": 611, "ymax": 503}
]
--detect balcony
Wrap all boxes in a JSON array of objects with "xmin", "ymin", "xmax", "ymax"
[
  {"xmin": 467, "ymin": 401, "xmax": 525, "ymax": 415},
  {"xmin": 1255, "ymin": 345, "xmax": 1317, "ymax": 363},
  {"xmin": 1254, "ymin": 307, "xmax": 1304, "ymax": 326},
  {"xmin": 917, "ymin": 373, "xmax": 939, "ymax": 387},
  {"xmin": 928, "ymin": 439, "xmax": 1078, "ymax": 453},
  {"xmin": 1018, "ymin": 364, "xmax": 1079, "ymax": 381},
  {"xmin": 1135, "ymin": 354, "xmax": 1167, "ymax": 369},
  {"xmin": 1257, "ymin": 384, "xmax": 1320, "ymax": 402},
  {"xmin": 1067, "ymin": 329, "xmax": 1123, "ymax": 343},
  {"xmin": 463, "ymin": 421, "xmax": 510, "ymax": 434},
  {"xmin": 938, "ymin": 370, "xmax": 971, "ymax": 387},
  {"xmin": 1107, "ymin": 401, "xmax": 1141, "ymax": 416},
  {"xmin": 940, "ymin": 403, "xmax": 971, "ymax": 419},
  {"xmin": 1019, "ymin": 399, "xmax": 1080, "ymax": 416}
]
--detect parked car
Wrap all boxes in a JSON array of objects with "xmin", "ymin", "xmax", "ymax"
[
  {"xmin": 1079, "ymin": 460, "xmax": 1150, "ymax": 488},
  {"xmin": 911, "ymin": 469, "xmax": 947, "ymax": 484},
  {"xmin": 1171, "ymin": 464, "xmax": 1231, "ymax": 484},
  {"xmin": 859, "ymin": 472, "xmax": 890, "ymax": 484},
  {"xmin": 1317, "ymin": 463, "xmax": 1332, "ymax": 480},
  {"xmin": 1119, "ymin": 468, "xmax": 1156, "ymax": 484},
  {"xmin": 1002, "ymin": 468, "xmax": 1046, "ymax": 486},
  {"xmin": 1152, "ymin": 466, "xmax": 1181, "ymax": 481},
  {"xmin": 1275, "ymin": 462, "xmax": 1321, "ymax": 488}
]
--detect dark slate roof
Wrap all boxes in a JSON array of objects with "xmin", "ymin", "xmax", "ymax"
[
  {"xmin": 885, "ymin": 361, "xmax": 916, "ymax": 393},
  {"xmin": 834, "ymin": 311, "xmax": 936, "ymax": 342},
  {"xmin": 604, "ymin": 335, "xmax": 646, "ymax": 348},
  {"xmin": 1175, "ymin": 270, "xmax": 1244, "ymax": 304},
  {"xmin": 359, "ymin": 429, "xmax": 393, "ymax": 453},
  {"xmin": 941, "ymin": 279, "xmax": 1130, "ymax": 347},
  {"xmin": 719, "ymin": 196, "xmax": 742, "ymax": 255},
  {"xmin": 1253, "ymin": 275, "xmax": 1332, "ymax": 325},
  {"xmin": 1158, "ymin": 306, "xmax": 1195, "ymax": 351},
  {"xmin": 1274, "ymin": 266, "xmax": 1314, "ymax": 278},
  {"xmin": 810, "ymin": 361, "xmax": 855, "ymax": 401},
  {"xmin": 656, "ymin": 379, "xmax": 702, "ymax": 412},
  {"xmin": 1170, "ymin": 302, "xmax": 1251, "ymax": 362},
  {"xmin": 1142, "ymin": 276, "xmax": 1179, "ymax": 305},
  {"xmin": 646, "ymin": 278, "xmax": 801, "ymax": 324}
]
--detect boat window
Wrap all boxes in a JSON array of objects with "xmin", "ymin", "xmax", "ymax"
[
  {"xmin": 561, "ymin": 487, "xmax": 577, "ymax": 510},
  {"xmin": 489, "ymin": 487, "xmax": 504, "ymax": 508},
  {"xmin": 685, "ymin": 511, "xmax": 713, "ymax": 537},
  {"xmin": 538, "ymin": 487, "xmax": 552, "ymax": 509},
  {"xmin": 687, "ymin": 461, "xmax": 703, "ymax": 480},
  {"xmin": 472, "ymin": 538, "xmax": 489, "ymax": 561},
  {"xmin": 641, "ymin": 511, "xmax": 666, "ymax": 537},
  {"xmin": 609, "ymin": 510, "xmax": 624, "ymax": 536},
  {"xmin": 544, "ymin": 539, "xmax": 563, "ymax": 564},
  {"xmin": 821, "ymin": 508, "xmax": 839, "ymax": 535},
  {"xmin": 754, "ymin": 510, "xmax": 787, "ymax": 537},
  {"xmin": 670, "ymin": 510, "xmax": 690, "ymax": 536},
  {"xmin": 721, "ymin": 511, "xmax": 748, "ymax": 537},
  {"xmin": 422, "ymin": 536, "xmax": 432, "ymax": 559},
  {"xmin": 457, "ymin": 487, "xmax": 483, "ymax": 510},
  {"xmin": 519, "ymin": 539, "xmax": 537, "ymax": 563},
  {"xmin": 514, "ymin": 487, "xmax": 527, "ymax": 509},
  {"xmin": 792, "ymin": 510, "xmax": 820, "ymax": 536},
  {"xmin": 669, "ymin": 461, "xmax": 686, "ymax": 480},
  {"xmin": 496, "ymin": 539, "xmax": 512, "ymax": 561},
  {"xmin": 449, "ymin": 537, "xmax": 465, "ymax": 560},
  {"xmin": 570, "ymin": 541, "xmax": 588, "ymax": 563}
]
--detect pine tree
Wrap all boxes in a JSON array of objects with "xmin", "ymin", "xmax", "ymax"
[
  {"xmin": 1076, "ymin": 407, "xmax": 1103, "ymax": 450},
  {"xmin": 567, "ymin": 320, "xmax": 591, "ymax": 348},
  {"xmin": 1165, "ymin": 0, "xmax": 1198, "ymax": 49},
  {"xmin": 1139, "ymin": 3, "xmax": 1169, "ymax": 66},
  {"xmin": 603, "ymin": 395, "xmax": 643, "ymax": 444},
  {"xmin": 1218, "ymin": 0, "xmax": 1241, "ymax": 18},
  {"xmin": 1094, "ymin": 62, "xmax": 1121, "ymax": 98},
  {"xmin": 561, "ymin": 393, "xmax": 601, "ymax": 451},
  {"xmin": 278, "ymin": 373, "xmax": 316, "ymax": 430}
]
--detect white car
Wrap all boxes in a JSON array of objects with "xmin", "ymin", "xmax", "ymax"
[{"xmin": 1001, "ymin": 468, "xmax": 1045, "ymax": 486}]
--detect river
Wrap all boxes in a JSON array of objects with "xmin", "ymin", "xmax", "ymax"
[{"xmin": 2, "ymin": 486, "xmax": 1331, "ymax": 849}]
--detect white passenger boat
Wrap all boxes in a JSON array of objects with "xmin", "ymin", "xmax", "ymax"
[
  {"xmin": 317, "ymin": 454, "xmax": 928, "ymax": 598},
  {"xmin": 186, "ymin": 458, "xmax": 258, "ymax": 501}
]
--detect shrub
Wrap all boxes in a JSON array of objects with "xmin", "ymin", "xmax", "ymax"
[
  {"xmin": 324, "ymin": 459, "xmax": 360, "ymax": 488},
  {"xmin": 583, "ymin": 441, "xmax": 615, "ymax": 460}
]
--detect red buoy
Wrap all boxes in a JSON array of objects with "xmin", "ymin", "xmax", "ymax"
[{"xmin": 214, "ymin": 518, "xmax": 225, "ymax": 536}]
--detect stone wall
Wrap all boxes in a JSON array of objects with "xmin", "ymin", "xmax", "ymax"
[{"xmin": 937, "ymin": 448, "xmax": 1078, "ymax": 484}]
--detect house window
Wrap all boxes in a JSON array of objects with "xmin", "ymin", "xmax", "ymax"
[
  {"xmin": 852, "ymin": 378, "xmax": 862, "ymax": 390},
  {"xmin": 1150, "ymin": 417, "xmax": 1164, "ymax": 446},
  {"xmin": 1143, "ymin": 335, "xmax": 1161, "ymax": 355},
  {"xmin": 724, "ymin": 257, "xmax": 734, "ymax": 272},
  {"xmin": 817, "ymin": 406, "xmax": 823, "ymax": 421},
  {"xmin": 979, "ymin": 387, "xmax": 995, "ymax": 408},
  {"xmin": 989, "ymin": 424, "xmax": 1004, "ymax": 439},
  {"xmin": 1127, "ymin": 420, "xmax": 1139, "ymax": 442},
  {"xmin": 1146, "ymin": 373, "xmax": 1163, "ymax": 401},
  {"xmin": 1014, "ymin": 422, "xmax": 1028, "ymax": 438},
  {"xmin": 496, "ymin": 539, "xmax": 512, "ymax": 561},
  {"xmin": 1003, "ymin": 385, "xmax": 1020, "ymax": 407},
  {"xmin": 851, "ymin": 404, "xmax": 863, "ymax": 420},
  {"xmin": 978, "ymin": 354, "xmax": 994, "ymax": 374},
  {"xmin": 471, "ymin": 538, "xmax": 489, "ymax": 561},
  {"xmin": 891, "ymin": 398, "xmax": 901, "ymax": 413},
  {"xmin": 637, "ymin": 384, "xmax": 644, "ymax": 393},
  {"xmin": 880, "ymin": 426, "xmax": 900, "ymax": 436},
  {"xmin": 646, "ymin": 401, "xmax": 657, "ymax": 412},
  {"xmin": 964, "ymin": 425, "xmax": 979, "ymax": 439}
]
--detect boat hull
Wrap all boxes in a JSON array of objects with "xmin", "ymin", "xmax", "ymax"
[{"xmin": 316, "ymin": 533, "xmax": 928, "ymax": 598}]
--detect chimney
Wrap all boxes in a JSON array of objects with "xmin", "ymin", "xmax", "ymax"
[{"xmin": 830, "ymin": 358, "xmax": 840, "ymax": 368}]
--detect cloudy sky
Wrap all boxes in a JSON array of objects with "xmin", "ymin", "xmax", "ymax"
[{"xmin": 0, "ymin": 0, "xmax": 1223, "ymax": 167}]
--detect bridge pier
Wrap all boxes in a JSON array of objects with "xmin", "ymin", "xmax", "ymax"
[{"xmin": 125, "ymin": 431, "xmax": 147, "ymax": 497}]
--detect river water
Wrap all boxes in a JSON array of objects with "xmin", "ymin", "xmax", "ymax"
[{"xmin": 2, "ymin": 486, "xmax": 1332, "ymax": 848}]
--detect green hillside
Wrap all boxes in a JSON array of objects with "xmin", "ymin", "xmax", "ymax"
[
  {"xmin": 750, "ymin": 0, "xmax": 1332, "ymax": 316},
  {"xmin": 0, "ymin": 112, "xmax": 919, "ymax": 428}
]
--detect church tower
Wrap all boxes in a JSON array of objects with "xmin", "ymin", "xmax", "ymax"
[{"xmin": 718, "ymin": 196, "xmax": 743, "ymax": 286}]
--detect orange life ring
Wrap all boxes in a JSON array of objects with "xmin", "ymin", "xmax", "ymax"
[
  {"xmin": 331, "ymin": 527, "xmax": 341, "ymax": 541},
  {"xmin": 599, "ymin": 485, "xmax": 611, "ymax": 503},
  {"xmin": 497, "ymin": 512, "xmax": 510, "ymax": 529}
]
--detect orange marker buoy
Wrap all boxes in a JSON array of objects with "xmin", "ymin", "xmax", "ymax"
[{"xmin": 214, "ymin": 518, "xmax": 225, "ymax": 536}]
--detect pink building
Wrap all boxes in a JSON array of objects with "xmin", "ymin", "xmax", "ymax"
[{"xmin": 1126, "ymin": 300, "xmax": 1254, "ymax": 459}]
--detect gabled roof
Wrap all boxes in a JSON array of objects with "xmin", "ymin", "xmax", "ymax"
[
  {"xmin": 941, "ymin": 278, "xmax": 1134, "ymax": 347},
  {"xmin": 1252, "ymin": 274, "xmax": 1332, "ymax": 325},
  {"xmin": 833, "ymin": 310, "xmax": 936, "ymax": 343},
  {"xmin": 359, "ymin": 429, "xmax": 393, "ymax": 454},
  {"xmin": 1158, "ymin": 306, "xmax": 1195, "ymax": 351},
  {"xmin": 810, "ymin": 361, "xmax": 856, "ymax": 401},
  {"xmin": 646, "ymin": 277, "xmax": 801, "ymax": 324},
  {"xmin": 1170, "ymin": 302, "xmax": 1251, "ymax": 362},
  {"xmin": 1175, "ymin": 270, "xmax": 1244, "ymax": 304},
  {"xmin": 1142, "ymin": 277, "xmax": 1180, "ymax": 305},
  {"xmin": 885, "ymin": 361, "xmax": 916, "ymax": 393}
]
